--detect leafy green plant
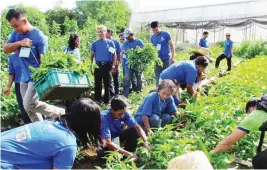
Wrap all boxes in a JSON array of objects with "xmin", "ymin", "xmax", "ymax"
[
  {"xmin": 127, "ymin": 43, "xmax": 162, "ymax": 73},
  {"xmin": 29, "ymin": 52, "xmax": 91, "ymax": 81}
]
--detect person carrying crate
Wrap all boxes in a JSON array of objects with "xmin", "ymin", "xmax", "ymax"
[
  {"xmin": 90, "ymin": 25, "xmax": 117, "ymax": 104},
  {"xmin": 3, "ymin": 8, "xmax": 65, "ymax": 122}
]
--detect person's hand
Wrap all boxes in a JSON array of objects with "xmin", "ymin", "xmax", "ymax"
[
  {"xmin": 147, "ymin": 129, "xmax": 154, "ymax": 136},
  {"xmin": 170, "ymin": 57, "xmax": 175, "ymax": 64},
  {"xmin": 227, "ymin": 55, "xmax": 230, "ymax": 59},
  {"xmin": 173, "ymin": 112, "xmax": 179, "ymax": 117},
  {"xmin": 19, "ymin": 38, "xmax": 32, "ymax": 47},
  {"xmin": 177, "ymin": 123, "xmax": 185, "ymax": 128},
  {"xmin": 116, "ymin": 65, "xmax": 120, "ymax": 72},
  {"xmin": 3, "ymin": 88, "xmax": 11, "ymax": 96},
  {"xmin": 144, "ymin": 142, "xmax": 152, "ymax": 150},
  {"xmin": 130, "ymin": 154, "xmax": 139, "ymax": 161},
  {"xmin": 111, "ymin": 67, "xmax": 116, "ymax": 74}
]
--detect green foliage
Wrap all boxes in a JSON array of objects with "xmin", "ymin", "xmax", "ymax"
[
  {"xmin": 127, "ymin": 43, "xmax": 162, "ymax": 73},
  {"xmin": 29, "ymin": 52, "xmax": 91, "ymax": 81},
  {"xmin": 50, "ymin": 21, "xmax": 61, "ymax": 36},
  {"xmin": 63, "ymin": 16, "xmax": 78, "ymax": 34},
  {"xmin": 215, "ymin": 41, "xmax": 224, "ymax": 48},
  {"xmin": 235, "ymin": 40, "xmax": 267, "ymax": 58}
]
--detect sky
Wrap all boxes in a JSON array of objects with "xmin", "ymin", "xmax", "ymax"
[{"xmin": 0, "ymin": 0, "xmax": 250, "ymax": 12}]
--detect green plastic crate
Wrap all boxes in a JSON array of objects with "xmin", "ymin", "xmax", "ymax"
[{"xmin": 34, "ymin": 68, "xmax": 91, "ymax": 101}]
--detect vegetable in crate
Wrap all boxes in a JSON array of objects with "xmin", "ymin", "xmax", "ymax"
[
  {"xmin": 127, "ymin": 43, "xmax": 162, "ymax": 73},
  {"xmin": 29, "ymin": 52, "xmax": 90, "ymax": 81}
]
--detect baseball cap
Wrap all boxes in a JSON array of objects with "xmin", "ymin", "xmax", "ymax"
[{"xmin": 123, "ymin": 28, "xmax": 134, "ymax": 38}]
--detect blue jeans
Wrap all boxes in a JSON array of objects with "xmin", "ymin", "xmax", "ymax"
[
  {"xmin": 129, "ymin": 68, "xmax": 142, "ymax": 93},
  {"xmin": 135, "ymin": 114, "xmax": 173, "ymax": 128},
  {"xmin": 155, "ymin": 59, "xmax": 170, "ymax": 86},
  {"xmin": 122, "ymin": 58, "xmax": 131, "ymax": 97}
]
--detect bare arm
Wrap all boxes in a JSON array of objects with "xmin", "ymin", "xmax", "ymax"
[
  {"xmin": 186, "ymin": 84, "xmax": 196, "ymax": 97},
  {"xmin": 3, "ymin": 42, "xmax": 21, "ymax": 54},
  {"xmin": 112, "ymin": 53, "xmax": 116, "ymax": 67},
  {"xmin": 134, "ymin": 124, "xmax": 148, "ymax": 143},
  {"xmin": 142, "ymin": 115, "xmax": 151, "ymax": 131},
  {"xmin": 3, "ymin": 75, "xmax": 15, "ymax": 96},
  {"xmin": 90, "ymin": 51, "xmax": 95, "ymax": 63},
  {"xmin": 213, "ymin": 129, "xmax": 247, "ymax": 153},
  {"xmin": 168, "ymin": 40, "xmax": 176, "ymax": 63},
  {"xmin": 103, "ymin": 138, "xmax": 133, "ymax": 157}
]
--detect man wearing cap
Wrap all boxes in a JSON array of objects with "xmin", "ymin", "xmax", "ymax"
[
  {"xmin": 90, "ymin": 25, "xmax": 116, "ymax": 104},
  {"xmin": 121, "ymin": 28, "xmax": 144, "ymax": 97},
  {"xmin": 160, "ymin": 56, "xmax": 209, "ymax": 97},
  {"xmin": 215, "ymin": 33, "xmax": 233, "ymax": 71},
  {"xmin": 106, "ymin": 28, "xmax": 121, "ymax": 96},
  {"xmin": 199, "ymin": 31, "xmax": 209, "ymax": 48},
  {"xmin": 150, "ymin": 21, "xmax": 176, "ymax": 86}
]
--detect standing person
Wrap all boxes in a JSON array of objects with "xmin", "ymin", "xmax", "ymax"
[
  {"xmin": 3, "ymin": 8, "xmax": 65, "ymax": 122},
  {"xmin": 212, "ymin": 94, "xmax": 267, "ymax": 169},
  {"xmin": 215, "ymin": 33, "xmax": 233, "ymax": 71},
  {"xmin": 106, "ymin": 28, "xmax": 121, "ymax": 96},
  {"xmin": 134, "ymin": 80, "xmax": 179, "ymax": 136},
  {"xmin": 199, "ymin": 31, "xmax": 209, "ymax": 48},
  {"xmin": 150, "ymin": 21, "xmax": 176, "ymax": 86},
  {"xmin": 3, "ymin": 53, "xmax": 31, "ymax": 124},
  {"xmin": 101, "ymin": 96, "xmax": 152, "ymax": 160},
  {"xmin": 90, "ymin": 25, "xmax": 116, "ymax": 104},
  {"xmin": 122, "ymin": 28, "xmax": 144, "ymax": 97},
  {"xmin": 64, "ymin": 33, "xmax": 81, "ymax": 61},
  {"xmin": 160, "ymin": 56, "xmax": 209, "ymax": 97},
  {"xmin": 1, "ymin": 98, "xmax": 103, "ymax": 169}
]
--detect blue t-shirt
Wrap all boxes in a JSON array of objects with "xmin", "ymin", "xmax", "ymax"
[
  {"xmin": 224, "ymin": 40, "xmax": 233, "ymax": 56},
  {"xmin": 101, "ymin": 109, "xmax": 137, "ymax": 139},
  {"xmin": 8, "ymin": 54, "xmax": 22, "ymax": 83},
  {"xmin": 110, "ymin": 38, "xmax": 121, "ymax": 61},
  {"xmin": 151, "ymin": 31, "xmax": 171, "ymax": 60},
  {"xmin": 1, "ymin": 120, "xmax": 77, "ymax": 169},
  {"xmin": 199, "ymin": 38, "xmax": 208, "ymax": 48},
  {"xmin": 160, "ymin": 61, "xmax": 198, "ymax": 85},
  {"xmin": 122, "ymin": 38, "xmax": 144, "ymax": 53},
  {"xmin": 135, "ymin": 92, "xmax": 177, "ymax": 116},
  {"xmin": 64, "ymin": 47, "xmax": 81, "ymax": 61},
  {"xmin": 90, "ymin": 39, "xmax": 115, "ymax": 62},
  {"xmin": 7, "ymin": 27, "xmax": 48, "ymax": 83}
]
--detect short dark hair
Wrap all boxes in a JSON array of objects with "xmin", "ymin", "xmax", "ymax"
[
  {"xmin": 68, "ymin": 33, "xmax": 80, "ymax": 50},
  {"xmin": 151, "ymin": 21, "xmax": 159, "ymax": 28},
  {"xmin": 119, "ymin": 33, "xmax": 124, "ymax": 38},
  {"xmin": 110, "ymin": 95, "xmax": 128, "ymax": 111},
  {"xmin": 203, "ymin": 31, "xmax": 209, "ymax": 35},
  {"xmin": 157, "ymin": 79, "xmax": 178, "ymax": 92},
  {"xmin": 245, "ymin": 97, "xmax": 259, "ymax": 113},
  {"xmin": 256, "ymin": 93, "xmax": 267, "ymax": 113},
  {"xmin": 107, "ymin": 28, "xmax": 113, "ymax": 35},
  {"xmin": 6, "ymin": 8, "xmax": 26, "ymax": 22},
  {"xmin": 195, "ymin": 56, "xmax": 209, "ymax": 67}
]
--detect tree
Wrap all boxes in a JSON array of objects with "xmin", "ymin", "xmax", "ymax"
[
  {"xmin": 63, "ymin": 16, "xmax": 78, "ymax": 34},
  {"xmin": 46, "ymin": 7, "xmax": 77, "ymax": 35},
  {"xmin": 75, "ymin": 0, "xmax": 131, "ymax": 32},
  {"xmin": 50, "ymin": 21, "xmax": 61, "ymax": 36}
]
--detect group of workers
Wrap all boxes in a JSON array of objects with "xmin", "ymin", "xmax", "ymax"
[{"xmin": 1, "ymin": 8, "xmax": 266, "ymax": 169}]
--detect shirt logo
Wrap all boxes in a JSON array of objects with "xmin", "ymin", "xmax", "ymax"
[
  {"xmin": 16, "ymin": 132, "xmax": 26, "ymax": 141},
  {"xmin": 107, "ymin": 44, "xmax": 110, "ymax": 49},
  {"xmin": 161, "ymin": 37, "xmax": 165, "ymax": 41}
]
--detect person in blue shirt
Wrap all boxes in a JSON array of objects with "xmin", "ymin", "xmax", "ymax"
[
  {"xmin": 122, "ymin": 28, "xmax": 145, "ymax": 97},
  {"xmin": 64, "ymin": 33, "xmax": 81, "ymax": 61},
  {"xmin": 150, "ymin": 21, "xmax": 176, "ymax": 86},
  {"xmin": 160, "ymin": 56, "xmax": 209, "ymax": 97},
  {"xmin": 135, "ymin": 80, "xmax": 179, "ymax": 136},
  {"xmin": 101, "ymin": 96, "xmax": 152, "ymax": 160},
  {"xmin": 199, "ymin": 31, "xmax": 209, "ymax": 48},
  {"xmin": 215, "ymin": 33, "xmax": 234, "ymax": 71},
  {"xmin": 3, "ymin": 8, "xmax": 65, "ymax": 122},
  {"xmin": 1, "ymin": 98, "xmax": 102, "ymax": 169},
  {"xmin": 90, "ymin": 25, "xmax": 117, "ymax": 104},
  {"xmin": 106, "ymin": 28, "xmax": 121, "ymax": 96},
  {"xmin": 3, "ymin": 53, "xmax": 31, "ymax": 124}
]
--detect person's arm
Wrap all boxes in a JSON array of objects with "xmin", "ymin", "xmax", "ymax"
[
  {"xmin": 37, "ymin": 34, "xmax": 48, "ymax": 64},
  {"xmin": 227, "ymin": 41, "xmax": 233, "ymax": 57},
  {"xmin": 90, "ymin": 52, "xmax": 95, "ymax": 63},
  {"xmin": 103, "ymin": 138, "xmax": 137, "ymax": 159},
  {"xmin": 169, "ymin": 40, "xmax": 176, "ymax": 64},
  {"xmin": 186, "ymin": 84, "xmax": 196, "ymax": 97},
  {"xmin": 142, "ymin": 115, "xmax": 153, "ymax": 135},
  {"xmin": 4, "ymin": 75, "xmax": 15, "ymax": 96},
  {"xmin": 134, "ymin": 124, "xmax": 152, "ymax": 149},
  {"xmin": 212, "ymin": 129, "xmax": 246, "ymax": 153}
]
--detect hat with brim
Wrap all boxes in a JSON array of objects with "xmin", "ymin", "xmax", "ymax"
[
  {"xmin": 123, "ymin": 28, "xmax": 134, "ymax": 38},
  {"xmin": 191, "ymin": 48, "xmax": 210, "ymax": 57}
]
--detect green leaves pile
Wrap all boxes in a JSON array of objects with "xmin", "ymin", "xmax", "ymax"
[
  {"xmin": 127, "ymin": 43, "xmax": 162, "ymax": 73},
  {"xmin": 29, "ymin": 52, "xmax": 90, "ymax": 81}
]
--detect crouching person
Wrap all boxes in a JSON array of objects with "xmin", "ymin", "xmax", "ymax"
[
  {"xmin": 101, "ymin": 96, "xmax": 152, "ymax": 160},
  {"xmin": 1, "ymin": 98, "xmax": 102, "ymax": 169},
  {"xmin": 134, "ymin": 80, "xmax": 179, "ymax": 136}
]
